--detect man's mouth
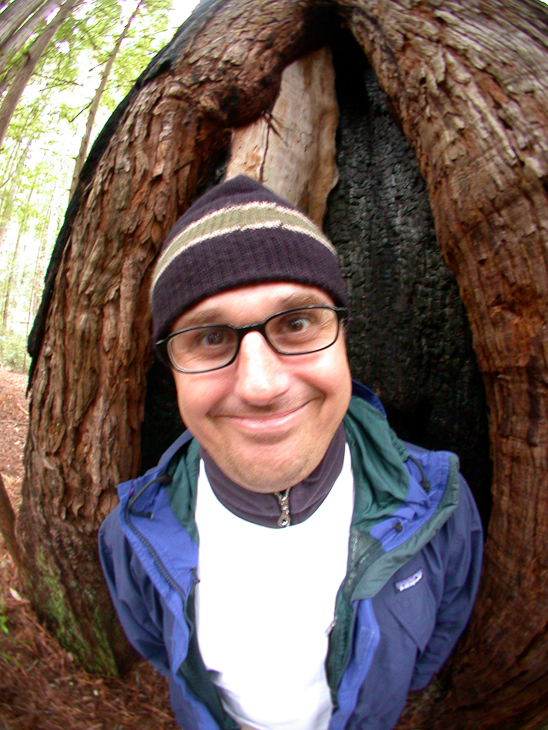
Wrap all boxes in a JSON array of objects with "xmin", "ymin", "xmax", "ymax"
[{"xmin": 221, "ymin": 402, "xmax": 310, "ymax": 436}]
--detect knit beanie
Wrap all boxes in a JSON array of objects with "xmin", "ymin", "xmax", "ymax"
[{"xmin": 150, "ymin": 175, "xmax": 348, "ymax": 342}]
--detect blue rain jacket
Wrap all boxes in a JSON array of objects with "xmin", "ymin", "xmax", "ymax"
[{"xmin": 99, "ymin": 382, "xmax": 483, "ymax": 730}]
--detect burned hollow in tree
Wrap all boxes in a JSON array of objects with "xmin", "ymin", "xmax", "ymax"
[{"xmin": 141, "ymin": 29, "xmax": 492, "ymax": 526}]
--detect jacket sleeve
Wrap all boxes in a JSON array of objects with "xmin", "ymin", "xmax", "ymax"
[
  {"xmin": 410, "ymin": 475, "xmax": 483, "ymax": 690},
  {"xmin": 98, "ymin": 507, "xmax": 172, "ymax": 677}
]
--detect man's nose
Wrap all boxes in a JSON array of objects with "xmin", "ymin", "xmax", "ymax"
[{"xmin": 233, "ymin": 332, "xmax": 291, "ymax": 404}]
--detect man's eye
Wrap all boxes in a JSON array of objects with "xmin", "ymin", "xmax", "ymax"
[
  {"xmin": 284, "ymin": 317, "xmax": 310, "ymax": 332},
  {"xmin": 194, "ymin": 328, "xmax": 229, "ymax": 348},
  {"xmin": 275, "ymin": 311, "xmax": 318, "ymax": 336}
]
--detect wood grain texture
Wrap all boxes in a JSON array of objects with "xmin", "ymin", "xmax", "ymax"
[{"xmin": 227, "ymin": 46, "xmax": 339, "ymax": 225}]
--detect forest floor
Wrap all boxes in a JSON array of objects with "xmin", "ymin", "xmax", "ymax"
[{"xmin": 0, "ymin": 368, "xmax": 178, "ymax": 730}]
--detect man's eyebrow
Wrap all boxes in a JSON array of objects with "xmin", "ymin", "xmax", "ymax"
[
  {"xmin": 174, "ymin": 308, "xmax": 226, "ymax": 328},
  {"xmin": 281, "ymin": 292, "xmax": 331, "ymax": 307},
  {"xmin": 274, "ymin": 292, "xmax": 333, "ymax": 309},
  {"xmin": 175, "ymin": 291, "xmax": 333, "ymax": 330}
]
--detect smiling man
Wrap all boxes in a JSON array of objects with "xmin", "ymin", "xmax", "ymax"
[
  {"xmin": 167, "ymin": 281, "xmax": 351, "ymax": 494},
  {"xmin": 99, "ymin": 175, "xmax": 483, "ymax": 730}
]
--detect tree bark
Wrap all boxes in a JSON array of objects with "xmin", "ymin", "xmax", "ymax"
[
  {"xmin": 336, "ymin": 4, "xmax": 548, "ymax": 728},
  {"xmin": 0, "ymin": 472, "xmax": 27, "ymax": 581},
  {"xmin": 18, "ymin": 0, "xmax": 548, "ymax": 726}
]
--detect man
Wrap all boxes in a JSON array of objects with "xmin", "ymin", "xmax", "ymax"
[{"xmin": 99, "ymin": 175, "xmax": 483, "ymax": 730}]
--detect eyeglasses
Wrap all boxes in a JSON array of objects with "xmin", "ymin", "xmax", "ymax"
[{"xmin": 156, "ymin": 305, "xmax": 348, "ymax": 373}]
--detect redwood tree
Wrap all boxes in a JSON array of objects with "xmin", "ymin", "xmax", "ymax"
[{"xmin": 9, "ymin": 0, "xmax": 548, "ymax": 727}]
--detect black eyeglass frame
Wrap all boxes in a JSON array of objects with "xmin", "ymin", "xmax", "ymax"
[{"xmin": 155, "ymin": 305, "xmax": 348, "ymax": 373}]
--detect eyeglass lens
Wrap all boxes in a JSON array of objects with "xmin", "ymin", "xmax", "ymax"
[{"xmin": 167, "ymin": 307, "xmax": 341, "ymax": 373}]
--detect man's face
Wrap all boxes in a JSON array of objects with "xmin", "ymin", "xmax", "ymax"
[{"xmin": 170, "ymin": 282, "xmax": 352, "ymax": 493}]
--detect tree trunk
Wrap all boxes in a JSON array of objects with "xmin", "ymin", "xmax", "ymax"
[
  {"xmin": 0, "ymin": 0, "xmax": 49, "ymax": 47},
  {"xmin": 17, "ymin": 0, "xmax": 548, "ymax": 726},
  {"xmin": 0, "ymin": 472, "xmax": 27, "ymax": 581},
  {"xmin": 23, "ymin": 177, "xmax": 59, "ymax": 372},
  {"xmin": 0, "ymin": 0, "xmax": 79, "ymax": 150},
  {"xmin": 0, "ymin": 0, "xmax": 60, "ymax": 79},
  {"xmin": 2, "ymin": 227, "xmax": 22, "ymax": 327},
  {"xmin": 0, "ymin": 137, "xmax": 32, "ymax": 254},
  {"xmin": 2, "ymin": 182, "xmax": 33, "ymax": 327},
  {"xmin": 68, "ymin": 1, "xmax": 142, "ymax": 200}
]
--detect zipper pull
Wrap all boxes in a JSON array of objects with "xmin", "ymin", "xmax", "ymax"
[{"xmin": 274, "ymin": 488, "xmax": 291, "ymax": 527}]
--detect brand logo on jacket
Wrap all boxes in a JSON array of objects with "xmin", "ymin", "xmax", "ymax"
[{"xmin": 394, "ymin": 569, "xmax": 423, "ymax": 593}]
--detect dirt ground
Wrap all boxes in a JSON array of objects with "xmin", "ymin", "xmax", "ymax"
[{"xmin": 0, "ymin": 368, "xmax": 179, "ymax": 730}]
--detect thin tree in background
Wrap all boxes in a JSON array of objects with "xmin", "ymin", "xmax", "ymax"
[
  {"xmin": 69, "ymin": 0, "xmax": 143, "ymax": 199},
  {"xmin": 23, "ymin": 233, "xmax": 47, "ymax": 370},
  {"xmin": 22, "ymin": 169, "xmax": 61, "ymax": 370},
  {"xmin": 2, "ymin": 183, "xmax": 33, "ymax": 326},
  {"xmin": 0, "ymin": 134, "xmax": 33, "ymax": 252}
]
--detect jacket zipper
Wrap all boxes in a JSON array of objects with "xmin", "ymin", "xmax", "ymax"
[
  {"xmin": 124, "ymin": 474, "xmax": 190, "ymax": 605},
  {"xmin": 274, "ymin": 488, "xmax": 291, "ymax": 527},
  {"xmin": 327, "ymin": 532, "xmax": 384, "ymax": 704}
]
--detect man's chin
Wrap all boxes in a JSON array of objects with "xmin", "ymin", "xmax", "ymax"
[
  {"xmin": 221, "ymin": 448, "xmax": 317, "ymax": 494},
  {"xmin": 230, "ymin": 474, "xmax": 301, "ymax": 494}
]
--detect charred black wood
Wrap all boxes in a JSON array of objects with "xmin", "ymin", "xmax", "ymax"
[{"xmin": 325, "ymin": 31, "xmax": 492, "ymax": 526}]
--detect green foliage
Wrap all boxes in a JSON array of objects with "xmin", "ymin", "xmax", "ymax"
[
  {"xmin": 0, "ymin": 601, "xmax": 8, "ymax": 635},
  {"xmin": 101, "ymin": 0, "xmax": 174, "ymax": 111},
  {"xmin": 0, "ymin": 0, "xmax": 196, "ymax": 372}
]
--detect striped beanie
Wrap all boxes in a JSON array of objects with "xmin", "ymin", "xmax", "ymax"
[{"xmin": 150, "ymin": 175, "xmax": 348, "ymax": 342}]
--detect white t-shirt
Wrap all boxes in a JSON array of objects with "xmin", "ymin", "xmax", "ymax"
[{"xmin": 195, "ymin": 445, "xmax": 354, "ymax": 730}]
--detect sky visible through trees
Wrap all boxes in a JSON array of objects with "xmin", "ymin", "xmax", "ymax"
[{"xmin": 0, "ymin": 0, "xmax": 198, "ymax": 372}]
